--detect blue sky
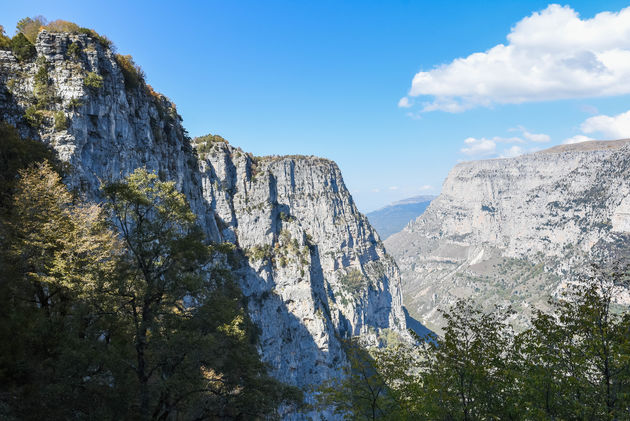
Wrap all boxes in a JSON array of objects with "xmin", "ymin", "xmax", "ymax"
[{"xmin": 3, "ymin": 1, "xmax": 630, "ymax": 212}]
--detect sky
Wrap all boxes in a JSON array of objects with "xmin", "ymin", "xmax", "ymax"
[{"xmin": 3, "ymin": 0, "xmax": 630, "ymax": 212}]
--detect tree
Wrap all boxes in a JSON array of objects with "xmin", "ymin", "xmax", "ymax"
[
  {"xmin": 414, "ymin": 300, "xmax": 520, "ymax": 420},
  {"xmin": 517, "ymin": 266, "xmax": 630, "ymax": 420},
  {"xmin": 103, "ymin": 168, "xmax": 301, "ymax": 419},
  {"xmin": 16, "ymin": 16, "xmax": 47, "ymax": 43},
  {"xmin": 9, "ymin": 32, "xmax": 35, "ymax": 62},
  {"xmin": 0, "ymin": 162, "xmax": 127, "ymax": 419},
  {"xmin": 317, "ymin": 338, "xmax": 401, "ymax": 420}
]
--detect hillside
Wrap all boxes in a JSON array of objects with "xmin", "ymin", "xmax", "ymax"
[{"xmin": 385, "ymin": 141, "xmax": 630, "ymax": 332}]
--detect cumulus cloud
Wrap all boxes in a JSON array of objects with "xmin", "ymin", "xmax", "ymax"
[
  {"xmin": 388, "ymin": 186, "xmax": 399, "ymax": 190},
  {"xmin": 405, "ymin": 4, "xmax": 630, "ymax": 112},
  {"xmin": 580, "ymin": 109, "xmax": 630, "ymax": 139},
  {"xmin": 564, "ymin": 134, "xmax": 594, "ymax": 144},
  {"xmin": 419, "ymin": 184, "xmax": 432, "ymax": 191}
]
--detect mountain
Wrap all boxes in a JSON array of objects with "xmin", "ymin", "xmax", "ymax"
[
  {"xmin": 0, "ymin": 29, "xmax": 409, "ymax": 419},
  {"xmin": 366, "ymin": 195, "xmax": 435, "ymax": 240},
  {"xmin": 385, "ymin": 141, "xmax": 630, "ymax": 333}
]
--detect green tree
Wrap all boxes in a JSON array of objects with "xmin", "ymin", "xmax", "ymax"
[
  {"xmin": 10, "ymin": 32, "xmax": 36, "ymax": 61},
  {"xmin": 416, "ymin": 301, "xmax": 520, "ymax": 420},
  {"xmin": 517, "ymin": 266, "xmax": 630, "ymax": 420},
  {"xmin": 103, "ymin": 168, "xmax": 300, "ymax": 419},
  {"xmin": 317, "ymin": 338, "xmax": 400, "ymax": 420},
  {"xmin": 0, "ymin": 162, "xmax": 128, "ymax": 419},
  {"xmin": 16, "ymin": 16, "xmax": 47, "ymax": 43}
]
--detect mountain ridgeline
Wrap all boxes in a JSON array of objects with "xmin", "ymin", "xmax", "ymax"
[
  {"xmin": 366, "ymin": 195, "xmax": 435, "ymax": 240},
  {"xmin": 0, "ymin": 27, "xmax": 408, "ymax": 419},
  {"xmin": 385, "ymin": 140, "xmax": 630, "ymax": 332}
]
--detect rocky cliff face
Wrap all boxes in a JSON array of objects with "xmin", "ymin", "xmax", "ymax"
[
  {"xmin": 386, "ymin": 141, "xmax": 630, "ymax": 332},
  {"xmin": 0, "ymin": 30, "xmax": 407, "ymax": 418}
]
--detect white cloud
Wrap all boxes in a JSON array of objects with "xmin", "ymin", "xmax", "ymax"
[
  {"xmin": 388, "ymin": 186, "xmax": 399, "ymax": 190},
  {"xmin": 564, "ymin": 134, "xmax": 594, "ymax": 144},
  {"xmin": 398, "ymin": 97, "xmax": 413, "ymax": 108},
  {"xmin": 419, "ymin": 185, "xmax": 432, "ymax": 191},
  {"xmin": 580, "ymin": 109, "xmax": 630, "ymax": 139},
  {"xmin": 461, "ymin": 137, "xmax": 497, "ymax": 156},
  {"xmin": 405, "ymin": 4, "xmax": 630, "ymax": 112},
  {"xmin": 518, "ymin": 126, "xmax": 551, "ymax": 142}
]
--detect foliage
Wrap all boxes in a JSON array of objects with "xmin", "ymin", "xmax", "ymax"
[
  {"xmin": 24, "ymin": 16, "xmax": 114, "ymax": 50},
  {"xmin": 0, "ymin": 161, "xmax": 301, "ymax": 419},
  {"xmin": 84, "ymin": 71, "xmax": 103, "ymax": 89},
  {"xmin": 326, "ymin": 267, "xmax": 630, "ymax": 420},
  {"xmin": 10, "ymin": 33, "xmax": 36, "ymax": 62},
  {"xmin": 115, "ymin": 54, "xmax": 144, "ymax": 90},
  {"xmin": 0, "ymin": 25, "xmax": 10, "ymax": 50},
  {"xmin": 53, "ymin": 111, "xmax": 67, "ymax": 131},
  {"xmin": 193, "ymin": 133, "xmax": 229, "ymax": 154},
  {"xmin": 0, "ymin": 121, "xmax": 57, "ymax": 208},
  {"xmin": 16, "ymin": 16, "xmax": 47, "ymax": 43},
  {"xmin": 340, "ymin": 269, "xmax": 368, "ymax": 296},
  {"xmin": 0, "ymin": 162, "xmax": 127, "ymax": 419},
  {"xmin": 23, "ymin": 105, "xmax": 42, "ymax": 127},
  {"xmin": 33, "ymin": 64, "xmax": 54, "ymax": 108},
  {"xmin": 103, "ymin": 168, "xmax": 301, "ymax": 418},
  {"xmin": 66, "ymin": 41, "xmax": 81, "ymax": 59},
  {"xmin": 317, "ymin": 339, "xmax": 401, "ymax": 420}
]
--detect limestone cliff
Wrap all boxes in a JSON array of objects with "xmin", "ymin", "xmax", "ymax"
[
  {"xmin": 386, "ymin": 141, "xmax": 630, "ymax": 332},
  {"xmin": 0, "ymin": 30, "xmax": 407, "ymax": 418}
]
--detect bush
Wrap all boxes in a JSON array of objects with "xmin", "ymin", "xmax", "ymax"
[
  {"xmin": 54, "ymin": 111, "xmax": 67, "ymax": 131},
  {"xmin": 66, "ymin": 42, "xmax": 81, "ymax": 59},
  {"xmin": 0, "ymin": 26, "xmax": 10, "ymax": 50},
  {"xmin": 84, "ymin": 71, "xmax": 103, "ymax": 89},
  {"xmin": 24, "ymin": 105, "xmax": 42, "ymax": 127},
  {"xmin": 10, "ymin": 33, "xmax": 36, "ymax": 62},
  {"xmin": 115, "ymin": 54, "xmax": 144, "ymax": 90},
  {"xmin": 33, "ymin": 64, "xmax": 53, "ymax": 108}
]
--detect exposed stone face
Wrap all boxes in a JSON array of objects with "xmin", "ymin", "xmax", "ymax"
[
  {"xmin": 0, "ymin": 31, "xmax": 407, "ymax": 418},
  {"xmin": 386, "ymin": 141, "xmax": 630, "ymax": 333}
]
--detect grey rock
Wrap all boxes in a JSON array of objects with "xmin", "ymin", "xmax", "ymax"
[
  {"xmin": 0, "ymin": 30, "xmax": 409, "ymax": 419},
  {"xmin": 385, "ymin": 141, "xmax": 630, "ymax": 333}
]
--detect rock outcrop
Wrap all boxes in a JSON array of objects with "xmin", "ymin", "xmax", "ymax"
[
  {"xmin": 0, "ymin": 30, "xmax": 407, "ymax": 418},
  {"xmin": 386, "ymin": 141, "xmax": 630, "ymax": 333}
]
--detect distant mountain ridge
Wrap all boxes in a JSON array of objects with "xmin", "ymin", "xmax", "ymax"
[{"xmin": 367, "ymin": 195, "xmax": 436, "ymax": 240}]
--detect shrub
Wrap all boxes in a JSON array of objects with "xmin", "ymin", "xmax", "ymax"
[
  {"xmin": 54, "ymin": 111, "xmax": 67, "ymax": 131},
  {"xmin": 33, "ymin": 64, "xmax": 53, "ymax": 108},
  {"xmin": 24, "ymin": 105, "xmax": 42, "ymax": 127},
  {"xmin": 66, "ymin": 42, "xmax": 81, "ymax": 59},
  {"xmin": 115, "ymin": 54, "xmax": 144, "ymax": 90},
  {"xmin": 10, "ymin": 33, "xmax": 36, "ymax": 61},
  {"xmin": 84, "ymin": 71, "xmax": 103, "ymax": 89},
  {"xmin": 43, "ymin": 19, "xmax": 80, "ymax": 34},
  {"xmin": 0, "ymin": 26, "xmax": 10, "ymax": 50},
  {"xmin": 68, "ymin": 98, "xmax": 82, "ymax": 109}
]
